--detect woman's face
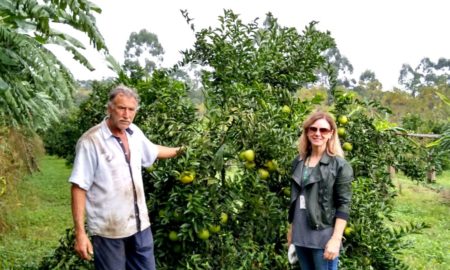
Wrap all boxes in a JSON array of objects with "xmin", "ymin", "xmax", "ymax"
[{"xmin": 306, "ymin": 118, "xmax": 333, "ymax": 148}]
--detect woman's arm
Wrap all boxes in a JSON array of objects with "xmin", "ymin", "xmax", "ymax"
[{"xmin": 324, "ymin": 218, "xmax": 347, "ymax": 260}]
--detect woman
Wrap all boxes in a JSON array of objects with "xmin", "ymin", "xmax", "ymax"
[{"xmin": 287, "ymin": 110, "xmax": 353, "ymax": 270}]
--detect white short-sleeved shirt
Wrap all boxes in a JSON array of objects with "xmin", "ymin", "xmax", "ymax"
[{"xmin": 69, "ymin": 119, "xmax": 159, "ymax": 238}]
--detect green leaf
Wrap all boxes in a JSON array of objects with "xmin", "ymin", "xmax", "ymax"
[
  {"xmin": 0, "ymin": 77, "xmax": 9, "ymax": 90},
  {"xmin": 435, "ymin": 91, "xmax": 450, "ymax": 106},
  {"xmin": 213, "ymin": 144, "xmax": 225, "ymax": 171}
]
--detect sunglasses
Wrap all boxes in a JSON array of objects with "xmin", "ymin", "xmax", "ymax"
[{"xmin": 307, "ymin": 126, "xmax": 332, "ymax": 134}]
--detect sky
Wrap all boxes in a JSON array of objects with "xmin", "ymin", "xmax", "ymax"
[{"xmin": 60, "ymin": 0, "xmax": 450, "ymax": 90}]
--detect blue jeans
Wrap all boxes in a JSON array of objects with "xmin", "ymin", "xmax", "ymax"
[
  {"xmin": 92, "ymin": 227, "xmax": 155, "ymax": 270},
  {"xmin": 295, "ymin": 246, "xmax": 338, "ymax": 270}
]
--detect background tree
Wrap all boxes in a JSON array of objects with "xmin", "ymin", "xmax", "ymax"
[
  {"xmin": 123, "ymin": 29, "xmax": 164, "ymax": 80},
  {"xmin": 320, "ymin": 47, "xmax": 355, "ymax": 88},
  {"xmin": 0, "ymin": 0, "xmax": 107, "ymax": 250},
  {"xmin": 399, "ymin": 57, "xmax": 450, "ymax": 97},
  {"xmin": 0, "ymin": 0, "xmax": 107, "ymax": 130},
  {"xmin": 353, "ymin": 70, "xmax": 383, "ymax": 99}
]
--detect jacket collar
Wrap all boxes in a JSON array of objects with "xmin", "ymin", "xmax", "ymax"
[
  {"xmin": 319, "ymin": 152, "xmax": 331, "ymax": 165},
  {"xmin": 293, "ymin": 152, "xmax": 333, "ymax": 187}
]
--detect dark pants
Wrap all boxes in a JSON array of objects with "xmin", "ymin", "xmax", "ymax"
[
  {"xmin": 92, "ymin": 227, "xmax": 155, "ymax": 270},
  {"xmin": 295, "ymin": 246, "xmax": 338, "ymax": 270}
]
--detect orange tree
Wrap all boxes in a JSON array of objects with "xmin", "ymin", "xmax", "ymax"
[
  {"xmin": 139, "ymin": 10, "xmax": 334, "ymax": 269},
  {"xmin": 331, "ymin": 91, "xmax": 427, "ymax": 269}
]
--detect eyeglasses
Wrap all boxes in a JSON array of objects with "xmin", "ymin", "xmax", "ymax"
[{"xmin": 307, "ymin": 126, "xmax": 332, "ymax": 135}]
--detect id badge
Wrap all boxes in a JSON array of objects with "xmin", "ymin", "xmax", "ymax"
[{"xmin": 299, "ymin": 195, "xmax": 306, "ymax": 209}]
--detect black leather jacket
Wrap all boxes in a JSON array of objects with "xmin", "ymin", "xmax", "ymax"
[{"xmin": 288, "ymin": 153, "xmax": 353, "ymax": 230}]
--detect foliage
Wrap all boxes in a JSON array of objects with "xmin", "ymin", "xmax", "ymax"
[
  {"xmin": 332, "ymin": 92, "xmax": 428, "ymax": 269},
  {"xmin": 180, "ymin": 10, "xmax": 335, "ymax": 93},
  {"xmin": 41, "ymin": 81, "xmax": 115, "ymax": 164},
  {"xmin": 0, "ymin": 127, "xmax": 44, "ymax": 231},
  {"xmin": 399, "ymin": 57, "xmax": 450, "ymax": 97},
  {"xmin": 0, "ymin": 0, "xmax": 106, "ymax": 130},
  {"xmin": 145, "ymin": 81, "xmax": 313, "ymax": 269},
  {"xmin": 38, "ymin": 228, "xmax": 93, "ymax": 270},
  {"xmin": 425, "ymin": 91, "xmax": 450, "ymax": 172}
]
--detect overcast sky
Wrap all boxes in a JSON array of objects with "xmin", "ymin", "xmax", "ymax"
[{"xmin": 60, "ymin": 0, "xmax": 450, "ymax": 90}]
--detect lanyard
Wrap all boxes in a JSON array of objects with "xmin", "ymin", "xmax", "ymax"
[{"xmin": 303, "ymin": 157, "xmax": 313, "ymax": 185}]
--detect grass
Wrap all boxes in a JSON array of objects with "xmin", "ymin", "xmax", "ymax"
[
  {"xmin": 390, "ymin": 170, "xmax": 450, "ymax": 270},
  {"xmin": 0, "ymin": 155, "xmax": 73, "ymax": 268}
]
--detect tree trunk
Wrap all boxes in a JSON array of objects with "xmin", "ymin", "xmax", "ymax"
[
  {"xmin": 388, "ymin": 166, "xmax": 396, "ymax": 180},
  {"xmin": 427, "ymin": 166, "xmax": 436, "ymax": 183}
]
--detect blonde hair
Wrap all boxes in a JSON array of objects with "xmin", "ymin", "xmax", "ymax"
[{"xmin": 298, "ymin": 110, "xmax": 344, "ymax": 159}]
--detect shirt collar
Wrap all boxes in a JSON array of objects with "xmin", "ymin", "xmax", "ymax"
[{"xmin": 100, "ymin": 118, "xmax": 134, "ymax": 140}]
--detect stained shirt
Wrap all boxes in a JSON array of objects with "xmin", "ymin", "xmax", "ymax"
[
  {"xmin": 69, "ymin": 119, "xmax": 158, "ymax": 238},
  {"xmin": 291, "ymin": 162, "xmax": 333, "ymax": 249}
]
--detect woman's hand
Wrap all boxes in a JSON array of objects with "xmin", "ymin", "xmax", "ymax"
[
  {"xmin": 324, "ymin": 236, "xmax": 341, "ymax": 260},
  {"xmin": 324, "ymin": 217, "xmax": 346, "ymax": 260},
  {"xmin": 287, "ymin": 224, "xmax": 292, "ymax": 246}
]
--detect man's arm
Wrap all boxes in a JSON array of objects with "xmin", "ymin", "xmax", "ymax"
[
  {"xmin": 157, "ymin": 145, "xmax": 183, "ymax": 159},
  {"xmin": 71, "ymin": 184, "xmax": 93, "ymax": 260}
]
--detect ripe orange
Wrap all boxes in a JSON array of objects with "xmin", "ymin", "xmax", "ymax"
[
  {"xmin": 169, "ymin": 231, "xmax": 178, "ymax": 241},
  {"xmin": 337, "ymin": 127, "xmax": 346, "ymax": 137},
  {"xmin": 342, "ymin": 142, "xmax": 353, "ymax": 151},
  {"xmin": 209, "ymin": 224, "xmax": 221, "ymax": 233},
  {"xmin": 338, "ymin": 115, "xmax": 349, "ymax": 125},
  {"xmin": 197, "ymin": 229, "xmax": 210, "ymax": 240},
  {"xmin": 281, "ymin": 105, "xmax": 291, "ymax": 114},
  {"xmin": 241, "ymin": 149, "xmax": 255, "ymax": 162},
  {"xmin": 180, "ymin": 171, "xmax": 195, "ymax": 184},
  {"xmin": 220, "ymin": 212, "xmax": 228, "ymax": 224},
  {"xmin": 258, "ymin": 168, "xmax": 269, "ymax": 180}
]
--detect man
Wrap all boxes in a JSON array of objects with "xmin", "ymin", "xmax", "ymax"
[{"xmin": 70, "ymin": 84, "xmax": 182, "ymax": 270}]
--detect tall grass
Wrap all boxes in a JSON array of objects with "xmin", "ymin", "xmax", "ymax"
[
  {"xmin": 1, "ymin": 128, "xmax": 45, "ymax": 235},
  {"xmin": 0, "ymin": 156, "xmax": 72, "ymax": 268},
  {"xmin": 390, "ymin": 171, "xmax": 450, "ymax": 270}
]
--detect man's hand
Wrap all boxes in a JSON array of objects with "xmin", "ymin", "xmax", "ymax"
[
  {"xmin": 74, "ymin": 231, "xmax": 94, "ymax": 260},
  {"xmin": 176, "ymin": 145, "xmax": 188, "ymax": 156}
]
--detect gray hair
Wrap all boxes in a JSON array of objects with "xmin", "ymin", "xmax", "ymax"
[{"xmin": 107, "ymin": 84, "xmax": 140, "ymax": 108}]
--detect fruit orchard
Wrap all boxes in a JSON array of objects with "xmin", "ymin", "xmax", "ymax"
[{"xmin": 40, "ymin": 10, "xmax": 428, "ymax": 270}]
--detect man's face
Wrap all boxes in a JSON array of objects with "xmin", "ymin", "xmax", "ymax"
[{"xmin": 107, "ymin": 93, "xmax": 138, "ymax": 132}]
